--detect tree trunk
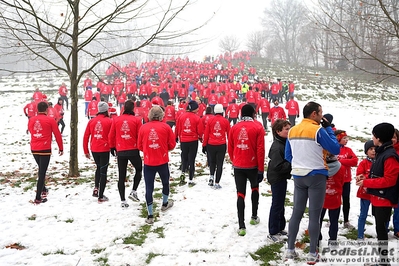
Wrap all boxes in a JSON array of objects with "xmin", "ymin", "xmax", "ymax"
[{"xmin": 69, "ymin": 2, "xmax": 80, "ymax": 177}]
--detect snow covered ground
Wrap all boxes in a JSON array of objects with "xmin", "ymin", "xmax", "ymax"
[{"xmin": 1, "ymin": 75, "xmax": 399, "ymax": 266}]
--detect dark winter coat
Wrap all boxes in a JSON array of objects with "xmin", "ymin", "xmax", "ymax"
[{"xmin": 267, "ymin": 135, "xmax": 292, "ymax": 185}]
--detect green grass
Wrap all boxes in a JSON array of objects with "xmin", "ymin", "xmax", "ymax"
[
  {"xmin": 190, "ymin": 248, "xmax": 217, "ymax": 253},
  {"xmin": 94, "ymin": 256, "xmax": 109, "ymax": 266},
  {"xmin": 65, "ymin": 218, "xmax": 74, "ymax": 223},
  {"xmin": 145, "ymin": 252, "xmax": 162, "ymax": 264},
  {"xmin": 153, "ymin": 226, "xmax": 165, "ymax": 238},
  {"xmin": 91, "ymin": 248, "xmax": 106, "ymax": 254},
  {"xmin": 340, "ymin": 228, "xmax": 358, "ymax": 240},
  {"xmin": 43, "ymin": 249, "xmax": 65, "ymax": 256},
  {"xmin": 250, "ymin": 242, "xmax": 284, "ymax": 265},
  {"xmin": 28, "ymin": 214, "xmax": 36, "ymax": 221},
  {"xmin": 261, "ymin": 192, "xmax": 272, "ymax": 197},
  {"xmin": 122, "ymin": 225, "xmax": 151, "ymax": 246}
]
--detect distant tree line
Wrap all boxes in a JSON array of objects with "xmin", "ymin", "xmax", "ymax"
[{"xmin": 219, "ymin": 0, "xmax": 399, "ymax": 81}]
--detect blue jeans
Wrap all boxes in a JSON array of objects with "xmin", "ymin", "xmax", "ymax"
[
  {"xmin": 268, "ymin": 179, "xmax": 287, "ymax": 235},
  {"xmin": 357, "ymin": 199, "xmax": 371, "ymax": 239},
  {"xmin": 144, "ymin": 163, "xmax": 170, "ymax": 213}
]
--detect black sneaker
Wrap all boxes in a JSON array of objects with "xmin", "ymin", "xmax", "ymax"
[
  {"xmin": 92, "ymin": 187, "xmax": 99, "ymax": 197},
  {"xmin": 208, "ymin": 178, "xmax": 214, "ymax": 186}
]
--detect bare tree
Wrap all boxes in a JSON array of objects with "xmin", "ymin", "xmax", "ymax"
[
  {"xmin": 218, "ymin": 35, "xmax": 240, "ymax": 55},
  {"xmin": 261, "ymin": 0, "xmax": 309, "ymax": 64},
  {"xmin": 312, "ymin": 0, "xmax": 399, "ymax": 79},
  {"xmin": 0, "ymin": 0, "xmax": 211, "ymax": 176},
  {"xmin": 246, "ymin": 31, "xmax": 267, "ymax": 57}
]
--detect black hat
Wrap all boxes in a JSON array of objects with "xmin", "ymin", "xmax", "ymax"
[
  {"xmin": 372, "ymin": 122, "xmax": 395, "ymax": 143},
  {"xmin": 241, "ymin": 104, "xmax": 255, "ymax": 117},
  {"xmin": 187, "ymin": 100, "xmax": 199, "ymax": 111},
  {"xmin": 364, "ymin": 140, "xmax": 375, "ymax": 155},
  {"xmin": 324, "ymin": 113, "xmax": 333, "ymax": 124}
]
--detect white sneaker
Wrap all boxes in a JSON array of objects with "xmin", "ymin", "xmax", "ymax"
[
  {"xmin": 121, "ymin": 201, "xmax": 129, "ymax": 208},
  {"xmin": 284, "ymin": 249, "xmax": 299, "ymax": 260},
  {"xmin": 268, "ymin": 234, "xmax": 283, "ymax": 243},
  {"xmin": 128, "ymin": 191, "xmax": 140, "ymax": 202}
]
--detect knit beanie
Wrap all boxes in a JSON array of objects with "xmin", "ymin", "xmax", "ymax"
[
  {"xmin": 241, "ymin": 104, "xmax": 255, "ymax": 117},
  {"xmin": 98, "ymin": 101, "xmax": 109, "ymax": 113},
  {"xmin": 372, "ymin": 122, "xmax": 395, "ymax": 143},
  {"xmin": 364, "ymin": 140, "xmax": 375, "ymax": 155},
  {"xmin": 187, "ymin": 100, "xmax": 199, "ymax": 111},
  {"xmin": 324, "ymin": 113, "xmax": 333, "ymax": 124},
  {"xmin": 214, "ymin": 104, "xmax": 224, "ymax": 114}
]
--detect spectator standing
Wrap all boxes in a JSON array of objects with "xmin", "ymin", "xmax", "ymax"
[
  {"xmin": 108, "ymin": 100, "xmax": 143, "ymax": 208},
  {"xmin": 138, "ymin": 106, "xmax": 176, "ymax": 224},
  {"xmin": 83, "ymin": 102, "xmax": 113, "ymax": 202},
  {"xmin": 28, "ymin": 102, "xmax": 63, "ymax": 204},
  {"xmin": 228, "ymin": 104, "xmax": 265, "ymax": 236},
  {"xmin": 284, "ymin": 102, "xmax": 340, "ymax": 264},
  {"xmin": 267, "ymin": 119, "xmax": 291, "ymax": 242},
  {"xmin": 356, "ymin": 123, "xmax": 399, "ymax": 265},
  {"xmin": 356, "ymin": 140, "xmax": 375, "ymax": 241},
  {"xmin": 335, "ymin": 130, "xmax": 358, "ymax": 229}
]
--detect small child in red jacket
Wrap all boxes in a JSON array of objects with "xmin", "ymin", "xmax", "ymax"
[
  {"xmin": 318, "ymin": 165, "xmax": 345, "ymax": 248},
  {"xmin": 356, "ymin": 140, "xmax": 375, "ymax": 240}
]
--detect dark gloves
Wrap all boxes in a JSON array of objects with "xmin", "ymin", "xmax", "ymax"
[
  {"xmin": 110, "ymin": 148, "xmax": 116, "ymax": 156},
  {"xmin": 257, "ymin": 171, "xmax": 264, "ymax": 183},
  {"xmin": 297, "ymin": 115, "xmax": 299, "ymax": 118},
  {"xmin": 175, "ymin": 138, "xmax": 179, "ymax": 143},
  {"xmin": 202, "ymin": 146, "xmax": 207, "ymax": 154},
  {"xmin": 321, "ymin": 117, "xmax": 331, "ymax": 128}
]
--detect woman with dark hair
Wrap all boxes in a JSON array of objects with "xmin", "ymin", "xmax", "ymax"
[
  {"xmin": 83, "ymin": 101, "xmax": 113, "ymax": 202},
  {"xmin": 109, "ymin": 100, "xmax": 143, "ymax": 208}
]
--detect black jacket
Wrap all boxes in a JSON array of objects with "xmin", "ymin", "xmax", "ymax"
[
  {"xmin": 367, "ymin": 141, "xmax": 399, "ymax": 205},
  {"xmin": 267, "ymin": 135, "xmax": 292, "ymax": 185}
]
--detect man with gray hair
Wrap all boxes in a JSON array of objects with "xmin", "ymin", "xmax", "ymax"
[{"xmin": 138, "ymin": 106, "xmax": 176, "ymax": 224}]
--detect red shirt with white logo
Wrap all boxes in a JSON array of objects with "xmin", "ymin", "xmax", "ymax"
[
  {"xmin": 83, "ymin": 114, "xmax": 113, "ymax": 154},
  {"xmin": 109, "ymin": 114, "xmax": 142, "ymax": 151},
  {"xmin": 138, "ymin": 120, "xmax": 176, "ymax": 166},
  {"xmin": 28, "ymin": 113, "xmax": 63, "ymax": 153}
]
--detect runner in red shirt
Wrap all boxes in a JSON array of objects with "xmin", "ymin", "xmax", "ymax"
[
  {"xmin": 28, "ymin": 102, "xmax": 63, "ymax": 204},
  {"xmin": 138, "ymin": 106, "xmax": 176, "ymax": 224},
  {"xmin": 109, "ymin": 100, "xmax": 143, "ymax": 207},
  {"xmin": 83, "ymin": 101, "xmax": 113, "ymax": 202}
]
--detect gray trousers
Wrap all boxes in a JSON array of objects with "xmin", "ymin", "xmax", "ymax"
[{"xmin": 287, "ymin": 174, "xmax": 326, "ymax": 254}]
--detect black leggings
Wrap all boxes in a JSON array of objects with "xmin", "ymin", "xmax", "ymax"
[
  {"xmin": 181, "ymin": 140, "xmax": 198, "ymax": 180},
  {"xmin": 92, "ymin": 152, "xmax": 110, "ymax": 198},
  {"xmin": 207, "ymin": 144, "xmax": 226, "ymax": 183},
  {"xmin": 342, "ymin": 182, "xmax": 351, "ymax": 223},
  {"xmin": 33, "ymin": 154, "xmax": 51, "ymax": 200},
  {"xmin": 117, "ymin": 152, "xmax": 143, "ymax": 201},
  {"xmin": 58, "ymin": 119, "xmax": 65, "ymax": 134},
  {"xmin": 234, "ymin": 168, "xmax": 259, "ymax": 229},
  {"xmin": 261, "ymin": 112, "xmax": 269, "ymax": 130}
]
